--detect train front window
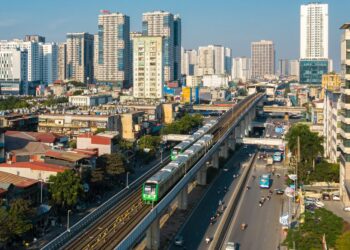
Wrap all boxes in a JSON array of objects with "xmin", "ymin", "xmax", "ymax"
[
  {"xmin": 144, "ymin": 184, "xmax": 156, "ymax": 195},
  {"xmin": 172, "ymin": 148, "xmax": 180, "ymax": 155}
]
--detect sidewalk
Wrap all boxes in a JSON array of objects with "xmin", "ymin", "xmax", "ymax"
[{"xmin": 324, "ymin": 200, "xmax": 350, "ymax": 223}]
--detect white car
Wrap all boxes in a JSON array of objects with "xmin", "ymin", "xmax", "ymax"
[
  {"xmin": 174, "ymin": 235, "xmax": 184, "ymax": 246},
  {"xmin": 315, "ymin": 201, "xmax": 325, "ymax": 208},
  {"xmin": 225, "ymin": 242, "xmax": 237, "ymax": 250},
  {"xmin": 344, "ymin": 207, "xmax": 350, "ymax": 212},
  {"xmin": 332, "ymin": 195, "xmax": 341, "ymax": 201}
]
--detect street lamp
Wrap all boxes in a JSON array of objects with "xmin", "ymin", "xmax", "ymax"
[
  {"xmin": 126, "ymin": 172, "xmax": 129, "ymax": 189},
  {"xmin": 67, "ymin": 210, "xmax": 72, "ymax": 232}
]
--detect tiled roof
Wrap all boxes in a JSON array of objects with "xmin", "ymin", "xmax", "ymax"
[
  {"xmin": 0, "ymin": 162, "xmax": 70, "ymax": 173},
  {"xmin": 46, "ymin": 150, "xmax": 90, "ymax": 162},
  {"xmin": 5, "ymin": 131, "xmax": 64, "ymax": 144},
  {"xmin": 0, "ymin": 171, "xmax": 38, "ymax": 188},
  {"xmin": 78, "ymin": 133, "xmax": 112, "ymax": 145},
  {"xmin": 12, "ymin": 142, "xmax": 50, "ymax": 156}
]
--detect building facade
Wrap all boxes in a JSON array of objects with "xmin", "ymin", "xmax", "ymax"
[
  {"xmin": 58, "ymin": 43, "xmax": 67, "ymax": 81},
  {"xmin": 95, "ymin": 11, "xmax": 131, "ymax": 88},
  {"xmin": 181, "ymin": 48, "xmax": 197, "ymax": 76},
  {"xmin": 299, "ymin": 59, "xmax": 328, "ymax": 84},
  {"xmin": 340, "ymin": 24, "xmax": 350, "ymax": 206},
  {"xmin": 41, "ymin": 43, "xmax": 58, "ymax": 85},
  {"xmin": 66, "ymin": 33, "xmax": 94, "ymax": 84},
  {"xmin": 289, "ymin": 59, "xmax": 300, "ymax": 78},
  {"xmin": 142, "ymin": 11, "xmax": 181, "ymax": 82},
  {"xmin": 251, "ymin": 40, "xmax": 275, "ymax": 78},
  {"xmin": 231, "ymin": 57, "xmax": 251, "ymax": 82},
  {"xmin": 133, "ymin": 36, "xmax": 164, "ymax": 99},
  {"xmin": 68, "ymin": 94, "xmax": 112, "ymax": 106}
]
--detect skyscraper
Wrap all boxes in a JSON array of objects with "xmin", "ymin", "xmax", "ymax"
[
  {"xmin": 299, "ymin": 3, "xmax": 329, "ymax": 84},
  {"xmin": 278, "ymin": 59, "xmax": 289, "ymax": 76},
  {"xmin": 133, "ymin": 36, "xmax": 164, "ymax": 99},
  {"xmin": 231, "ymin": 57, "xmax": 251, "ymax": 82},
  {"xmin": 251, "ymin": 40, "xmax": 275, "ymax": 78},
  {"xmin": 41, "ymin": 43, "xmax": 58, "ymax": 84},
  {"xmin": 24, "ymin": 35, "xmax": 45, "ymax": 43},
  {"xmin": 182, "ymin": 48, "xmax": 197, "ymax": 76},
  {"xmin": 95, "ymin": 11, "xmax": 131, "ymax": 88},
  {"xmin": 300, "ymin": 3, "xmax": 328, "ymax": 59},
  {"xmin": 197, "ymin": 46, "xmax": 215, "ymax": 76},
  {"xmin": 66, "ymin": 32, "xmax": 94, "ymax": 84},
  {"xmin": 225, "ymin": 48, "xmax": 232, "ymax": 75},
  {"xmin": 58, "ymin": 43, "xmax": 67, "ymax": 81},
  {"xmin": 142, "ymin": 11, "xmax": 181, "ymax": 82}
]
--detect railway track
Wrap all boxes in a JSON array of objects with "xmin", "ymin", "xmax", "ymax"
[{"xmin": 62, "ymin": 93, "xmax": 263, "ymax": 250}]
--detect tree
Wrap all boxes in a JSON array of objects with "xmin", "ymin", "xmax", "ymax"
[
  {"xmin": 285, "ymin": 123, "xmax": 324, "ymax": 180},
  {"xmin": 161, "ymin": 113, "xmax": 203, "ymax": 135},
  {"xmin": 104, "ymin": 153, "xmax": 127, "ymax": 176},
  {"xmin": 138, "ymin": 135, "xmax": 161, "ymax": 153},
  {"xmin": 72, "ymin": 90, "xmax": 83, "ymax": 95},
  {"xmin": 68, "ymin": 140, "xmax": 77, "ymax": 149},
  {"xmin": 0, "ymin": 199, "xmax": 33, "ymax": 245},
  {"xmin": 336, "ymin": 231, "xmax": 350, "ymax": 250},
  {"xmin": 49, "ymin": 170, "xmax": 83, "ymax": 210},
  {"xmin": 0, "ymin": 96, "xmax": 30, "ymax": 110}
]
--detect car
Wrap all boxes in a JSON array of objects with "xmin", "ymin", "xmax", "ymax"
[
  {"xmin": 315, "ymin": 201, "xmax": 325, "ymax": 208},
  {"xmin": 275, "ymin": 189, "xmax": 284, "ymax": 195},
  {"xmin": 332, "ymin": 195, "xmax": 341, "ymax": 201},
  {"xmin": 223, "ymin": 168, "xmax": 229, "ymax": 172},
  {"xmin": 344, "ymin": 207, "xmax": 350, "ymax": 212},
  {"xmin": 225, "ymin": 242, "xmax": 237, "ymax": 250},
  {"xmin": 174, "ymin": 235, "xmax": 184, "ymax": 246}
]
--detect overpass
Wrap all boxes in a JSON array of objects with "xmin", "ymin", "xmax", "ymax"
[
  {"xmin": 263, "ymin": 106, "xmax": 306, "ymax": 113},
  {"xmin": 192, "ymin": 104, "xmax": 232, "ymax": 111},
  {"xmin": 236, "ymin": 137, "xmax": 285, "ymax": 147},
  {"xmin": 42, "ymin": 93, "xmax": 265, "ymax": 250}
]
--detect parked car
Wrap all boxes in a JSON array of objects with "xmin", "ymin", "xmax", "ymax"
[
  {"xmin": 275, "ymin": 189, "xmax": 284, "ymax": 195},
  {"xmin": 344, "ymin": 207, "xmax": 350, "ymax": 212},
  {"xmin": 225, "ymin": 242, "xmax": 237, "ymax": 250},
  {"xmin": 315, "ymin": 201, "xmax": 325, "ymax": 208},
  {"xmin": 332, "ymin": 195, "xmax": 341, "ymax": 201}
]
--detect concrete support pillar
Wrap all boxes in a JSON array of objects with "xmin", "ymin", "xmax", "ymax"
[
  {"xmin": 229, "ymin": 134, "xmax": 236, "ymax": 151},
  {"xmin": 196, "ymin": 167, "xmax": 207, "ymax": 185},
  {"xmin": 219, "ymin": 141, "xmax": 229, "ymax": 159},
  {"xmin": 146, "ymin": 216, "xmax": 160, "ymax": 250},
  {"xmin": 177, "ymin": 184, "xmax": 188, "ymax": 210},
  {"xmin": 212, "ymin": 153, "xmax": 219, "ymax": 169}
]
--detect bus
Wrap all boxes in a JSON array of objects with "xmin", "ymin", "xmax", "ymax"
[
  {"xmin": 273, "ymin": 152, "xmax": 282, "ymax": 162},
  {"xmin": 259, "ymin": 174, "xmax": 271, "ymax": 188}
]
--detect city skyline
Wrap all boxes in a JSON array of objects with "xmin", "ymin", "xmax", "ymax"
[{"xmin": 1, "ymin": 1, "xmax": 349, "ymax": 70}]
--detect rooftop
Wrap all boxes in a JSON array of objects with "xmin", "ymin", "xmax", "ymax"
[
  {"xmin": 46, "ymin": 150, "xmax": 91, "ymax": 162},
  {"xmin": 0, "ymin": 162, "xmax": 69, "ymax": 173},
  {"xmin": 0, "ymin": 171, "xmax": 38, "ymax": 188}
]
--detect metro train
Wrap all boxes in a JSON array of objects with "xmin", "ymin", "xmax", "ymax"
[
  {"xmin": 170, "ymin": 119, "xmax": 218, "ymax": 160},
  {"xmin": 142, "ymin": 134, "xmax": 213, "ymax": 203}
]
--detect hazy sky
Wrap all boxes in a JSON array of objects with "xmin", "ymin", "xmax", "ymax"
[{"xmin": 0, "ymin": 0, "xmax": 349, "ymax": 70}]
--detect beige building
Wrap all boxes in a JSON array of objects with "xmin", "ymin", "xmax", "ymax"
[
  {"xmin": 121, "ymin": 112, "xmax": 144, "ymax": 141},
  {"xmin": 340, "ymin": 24, "xmax": 350, "ymax": 206},
  {"xmin": 133, "ymin": 36, "xmax": 164, "ymax": 99},
  {"xmin": 95, "ymin": 11, "xmax": 131, "ymax": 88},
  {"xmin": 38, "ymin": 113, "xmax": 120, "ymax": 137},
  {"xmin": 185, "ymin": 75, "xmax": 202, "ymax": 87},
  {"xmin": 66, "ymin": 32, "xmax": 94, "ymax": 83},
  {"xmin": 162, "ymin": 103, "xmax": 176, "ymax": 124},
  {"xmin": 251, "ymin": 40, "xmax": 275, "ymax": 78},
  {"xmin": 68, "ymin": 94, "xmax": 112, "ymax": 107},
  {"xmin": 321, "ymin": 73, "xmax": 341, "ymax": 99}
]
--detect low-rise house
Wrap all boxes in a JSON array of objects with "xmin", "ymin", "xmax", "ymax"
[
  {"xmin": 44, "ymin": 150, "xmax": 96, "ymax": 170},
  {"xmin": 0, "ymin": 113, "xmax": 38, "ymax": 131},
  {"xmin": 6, "ymin": 141, "xmax": 50, "ymax": 163},
  {"xmin": 0, "ymin": 162, "xmax": 69, "ymax": 182},
  {"xmin": 0, "ymin": 171, "xmax": 39, "ymax": 203},
  {"xmin": 69, "ymin": 94, "xmax": 113, "ymax": 107},
  {"xmin": 77, "ymin": 132, "xmax": 119, "ymax": 156}
]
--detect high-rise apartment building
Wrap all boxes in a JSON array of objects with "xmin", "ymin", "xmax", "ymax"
[
  {"xmin": 300, "ymin": 3, "xmax": 329, "ymax": 85},
  {"xmin": 181, "ymin": 48, "xmax": 197, "ymax": 76},
  {"xmin": 289, "ymin": 60, "xmax": 300, "ymax": 78},
  {"xmin": 197, "ymin": 46, "xmax": 215, "ymax": 76},
  {"xmin": 300, "ymin": 3, "xmax": 328, "ymax": 59},
  {"xmin": 24, "ymin": 35, "xmax": 45, "ymax": 43},
  {"xmin": 225, "ymin": 48, "xmax": 232, "ymax": 75},
  {"xmin": 133, "ymin": 36, "xmax": 164, "ymax": 99},
  {"xmin": 130, "ymin": 32, "xmax": 142, "ymax": 84},
  {"xmin": 142, "ymin": 11, "xmax": 181, "ymax": 82},
  {"xmin": 0, "ymin": 48, "xmax": 28, "ymax": 94},
  {"xmin": 339, "ymin": 23, "xmax": 350, "ymax": 206},
  {"xmin": 41, "ymin": 43, "xmax": 58, "ymax": 84},
  {"xmin": 58, "ymin": 43, "xmax": 67, "ymax": 81},
  {"xmin": 278, "ymin": 59, "xmax": 289, "ymax": 76},
  {"xmin": 231, "ymin": 57, "xmax": 251, "ymax": 82},
  {"xmin": 66, "ymin": 32, "xmax": 94, "ymax": 84},
  {"xmin": 251, "ymin": 40, "xmax": 275, "ymax": 78},
  {"xmin": 95, "ymin": 11, "xmax": 131, "ymax": 88}
]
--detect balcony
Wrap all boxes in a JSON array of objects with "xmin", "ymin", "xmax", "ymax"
[
  {"xmin": 38, "ymin": 122, "xmax": 84, "ymax": 129},
  {"xmin": 339, "ymin": 128, "xmax": 350, "ymax": 140},
  {"xmin": 339, "ymin": 144, "xmax": 350, "ymax": 155}
]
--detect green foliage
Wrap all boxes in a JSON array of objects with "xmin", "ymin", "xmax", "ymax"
[
  {"xmin": 308, "ymin": 161, "xmax": 339, "ymax": 183},
  {"xmin": 98, "ymin": 153, "xmax": 127, "ymax": 176},
  {"xmin": 0, "ymin": 96, "xmax": 30, "ymax": 110},
  {"xmin": 95, "ymin": 128, "xmax": 106, "ymax": 134},
  {"xmin": 284, "ymin": 208, "xmax": 343, "ymax": 249},
  {"xmin": 72, "ymin": 90, "xmax": 83, "ymax": 96},
  {"xmin": 68, "ymin": 140, "xmax": 77, "ymax": 149},
  {"xmin": 118, "ymin": 139, "xmax": 134, "ymax": 150},
  {"xmin": 0, "ymin": 199, "xmax": 33, "ymax": 245},
  {"xmin": 68, "ymin": 81, "xmax": 86, "ymax": 87},
  {"xmin": 43, "ymin": 96, "xmax": 68, "ymax": 106},
  {"xmin": 286, "ymin": 123, "xmax": 324, "ymax": 181},
  {"xmin": 49, "ymin": 170, "xmax": 83, "ymax": 209},
  {"xmin": 336, "ymin": 231, "xmax": 350, "ymax": 250},
  {"xmin": 162, "ymin": 113, "xmax": 203, "ymax": 135},
  {"xmin": 138, "ymin": 135, "xmax": 161, "ymax": 153}
]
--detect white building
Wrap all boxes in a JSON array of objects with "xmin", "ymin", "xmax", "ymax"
[
  {"xmin": 225, "ymin": 47, "xmax": 232, "ymax": 75},
  {"xmin": 181, "ymin": 48, "xmax": 197, "ymax": 76},
  {"xmin": 197, "ymin": 46, "xmax": 215, "ymax": 76},
  {"xmin": 41, "ymin": 43, "xmax": 58, "ymax": 85},
  {"xmin": 289, "ymin": 60, "xmax": 300, "ymax": 78},
  {"xmin": 278, "ymin": 59, "xmax": 289, "ymax": 76},
  {"xmin": 231, "ymin": 57, "xmax": 251, "ymax": 82},
  {"xmin": 251, "ymin": 40, "xmax": 275, "ymax": 79},
  {"xmin": 142, "ymin": 11, "xmax": 181, "ymax": 82},
  {"xmin": 202, "ymin": 74, "xmax": 229, "ymax": 89},
  {"xmin": 300, "ymin": 3, "xmax": 328, "ymax": 59},
  {"xmin": 95, "ymin": 11, "xmax": 131, "ymax": 88},
  {"xmin": 68, "ymin": 94, "xmax": 113, "ymax": 107},
  {"xmin": 185, "ymin": 75, "xmax": 202, "ymax": 87},
  {"xmin": 0, "ymin": 48, "xmax": 28, "ymax": 94},
  {"xmin": 133, "ymin": 36, "xmax": 164, "ymax": 99},
  {"xmin": 58, "ymin": 43, "xmax": 67, "ymax": 81}
]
